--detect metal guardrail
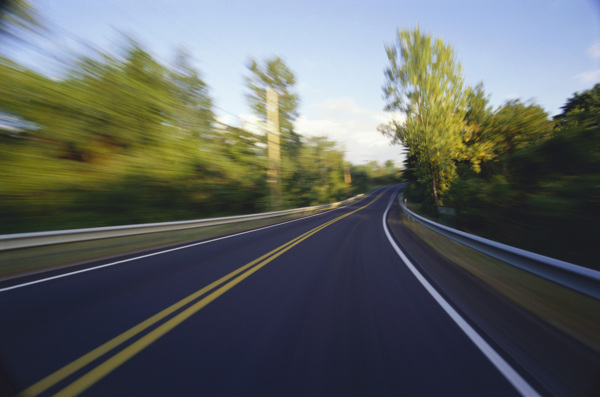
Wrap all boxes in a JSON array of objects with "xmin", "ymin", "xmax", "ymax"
[
  {"xmin": 0, "ymin": 194, "xmax": 365, "ymax": 252},
  {"xmin": 398, "ymin": 194, "xmax": 600, "ymax": 300}
]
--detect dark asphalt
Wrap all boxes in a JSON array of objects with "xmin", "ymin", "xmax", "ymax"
[
  {"xmin": 385, "ymin": 197, "xmax": 600, "ymax": 397},
  {"xmin": 0, "ymin": 186, "xmax": 588, "ymax": 396}
]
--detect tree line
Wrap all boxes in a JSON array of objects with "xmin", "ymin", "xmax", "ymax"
[
  {"xmin": 0, "ymin": 35, "xmax": 401, "ymax": 234},
  {"xmin": 381, "ymin": 28, "xmax": 599, "ymax": 268}
]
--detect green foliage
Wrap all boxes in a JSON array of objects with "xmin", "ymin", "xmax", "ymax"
[
  {"xmin": 246, "ymin": 56, "xmax": 301, "ymax": 156},
  {"xmin": 447, "ymin": 83, "xmax": 600, "ymax": 267},
  {"xmin": 554, "ymin": 82, "xmax": 600, "ymax": 130},
  {"xmin": 462, "ymin": 83, "xmax": 495, "ymax": 173},
  {"xmin": 1, "ymin": 39, "xmax": 380, "ymax": 234},
  {"xmin": 243, "ymin": 56, "xmax": 371, "ymax": 209},
  {"xmin": 378, "ymin": 27, "xmax": 598, "ymax": 267},
  {"xmin": 0, "ymin": 0, "xmax": 39, "ymax": 38},
  {"xmin": 169, "ymin": 49, "xmax": 215, "ymax": 140},
  {"xmin": 0, "ymin": 39, "xmax": 245, "ymax": 233},
  {"xmin": 349, "ymin": 160, "xmax": 403, "ymax": 196},
  {"xmin": 283, "ymin": 136, "xmax": 347, "ymax": 207},
  {"xmin": 380, "ymin": 27, "xmax": 467, "ymax": 205},
  {"xmin": 488, "ymin": 100, "xmax": 552, "ymax": 168}
]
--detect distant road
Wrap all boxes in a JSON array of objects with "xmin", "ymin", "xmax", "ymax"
[{"xmin": 0, "ymin": 186, "xmax": 597, "ymax": 396}]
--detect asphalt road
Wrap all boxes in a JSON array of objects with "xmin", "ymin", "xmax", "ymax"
[{"xmin": 0, "ymin": 186, "xmax": 594, "ymax": 396}]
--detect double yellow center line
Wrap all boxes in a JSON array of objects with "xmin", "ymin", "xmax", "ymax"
[{"xmin": 21, "ymin": 191, "xmax": 384, "ymax": 397}]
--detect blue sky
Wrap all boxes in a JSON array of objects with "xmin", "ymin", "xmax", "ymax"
[{"xmin": 4, "ymin": 0, "xmax": 600, "ymax": 165}]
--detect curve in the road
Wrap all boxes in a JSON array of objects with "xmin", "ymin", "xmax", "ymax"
[
  {"xmin": 20, "ymin": 192, "xmax": 386, "ymax": 397},
  {"xmin": 381, "ymin": 190, "xmax": 539, "ymax": 397},
  {"xmin": 0, "ymin": 186, "xmax": 561, "ymax": 396}
]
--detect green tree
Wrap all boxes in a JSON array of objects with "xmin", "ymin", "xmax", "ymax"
[
  {"xmin": 246, "ymin": 56, "xmax": 301, "ymax": 156},
  {"xmin": 452, "ymin": 84, "xmax": 600, "ymax": 267},
  {"xmin": 380, "ymin": 28, "xmax": 467, "ymax": 206},
  {"xmin": 210, "ymin": 124, "xmax": 268, "ymax": 212},
  {"xmin": 554, "ymin": 82, "xmax": 600, "ymax": 130},
  {"xmin": 488, "ymin": 99, "xmax": 552, "ymax": 174},
  {"xmin": 283, "ymin": 136, "xmax": 346, "ymax": 206},
  {"xmin": 462, "ymin": 83, "xmax": 495, "ymax": 173},
  {"xmin": 55, "ymin": 38, "xmax": 177, "ymax": 156},
  {"xmin": 0, "ymin": 0, "xmax": 39, "ymax": 38},
  {"xmin": 384, "ymin": 159, "xmax": 395, "ymax": 174},
  {"xmin": 537, "ymin": 83, "xmax": 600, "ymax": 177},
  {"xmin": 168, "ymin": 49, "xmax": 214, "ymax": 140},
  {"xmin": 0, "ymin": 37, "xmax": 225, "ymax": 232}
]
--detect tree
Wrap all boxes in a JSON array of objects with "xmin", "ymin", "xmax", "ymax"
[
  {"xmin": 488, "ymin": 99, "xmax": 552, "ymax": 174},
  {"xmin": 246, "ymin": 57, "xmax": 301, "ymax": 156},
  {"xmin": 57, "ymin": 38, "xmax": 176, "ymax": 154},
  {"xmin": 282, "ymin": 136, "xmax": 346, "ymax": 206},
  {"xmin": 0, "ymin": 0, "xmax": 39, "ymax": 38},
  {"xmin": 553, "ymin": 82, "xmax": 600, "ymax": 130},
  {"xmin": 543, "ymin": 83, "xmax": 600, "ymax": 176},
  {"xmin": 450, "ymin": 85, "xmax": 600, "ymax": 267},
  {"xmin": 380, "ymin": 28, "xmax": 467, "ymax": 206},
  {"xmin": 462, "ymin": 83, "xmax": 495, "ymax": 173},
  {"xmin": 168, "ymin": 49, "xmax": 214, "ymax": 140}
]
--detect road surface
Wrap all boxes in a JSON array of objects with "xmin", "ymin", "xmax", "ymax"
[{"xmin": 0, "ymin": 186, "xmax": 597, "ymax": 396}]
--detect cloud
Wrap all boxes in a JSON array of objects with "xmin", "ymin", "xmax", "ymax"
[
  {"xmin": 574, "ymin": 42, "xmax": 600, "ymax": 84},
  {"xmin": 218, "ymin": 97, "xmax": 406, "ymax": 166},
  {"xmin": 295, "ymin": 97, "xmax": 406, "ymax": 166},
  {"xmin": 587, "ymin": 42, "xmax": 600, "ymax": 60},
  {"xmin": 575, "ymin": 68, "xmax": 600, "ymax": 84},
  {"xmin": 216, "ymin": 113, "xmax": 266, "ymax": 134},
  {"xmin": 215, "ymin": 114, "xmax": 234, "ymax": 125}
]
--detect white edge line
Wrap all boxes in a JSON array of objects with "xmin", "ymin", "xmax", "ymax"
[
  {"xmin": 382, "ymin": 190, "xmax": 540, "ymax": 397},
  {"xmin": 1, "ymin": 195, "xmax": 371, "ymax": 293}
]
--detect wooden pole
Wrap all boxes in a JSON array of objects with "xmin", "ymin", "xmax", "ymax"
[{"xmin": 266, "ymin": 87, "xmax": 282, "ymax": 210}]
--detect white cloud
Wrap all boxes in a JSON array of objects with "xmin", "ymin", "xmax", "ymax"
[
  {"xmin": 216, "ymin": 97, "xmax": 406, "ymax": 166},
  {"xmin": 575, "ymin": 42, "xmax": 600, "ymax": 84},
  {"xmin": 215, "ymin": 113, "xmax": 266, "ymax": 135},
  {"xmin": 587, "ymin": 42, "xmax": 600, "ymax": 60},
  {"xmin": 215, "ymin": 114, "xmax": 234, "ymax": 125},
  {"xmin": 575, "ymin": 68, "xmax": 600, "ymax": 84},
  {"xmin": 296, "ymin": 97, "xmax": 406, "ymax": 166},
  {"xmin": 238, "ymin": 113, "xmax": 266, "ymax": 134}
]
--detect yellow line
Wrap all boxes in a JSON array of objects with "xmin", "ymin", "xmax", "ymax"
[
  {"xmin": 21, "ymin": 191, "xmax": 385, "ymax": 397},
  {"xmin": 54, "ymin": 209, "xmax": 354, "ymax": 397},
  {"xmin": 19, "ymin": 223, "xmax": 325, "ymax": 397}
]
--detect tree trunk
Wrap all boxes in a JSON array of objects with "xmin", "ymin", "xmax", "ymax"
[{"xmin": 431, "ymin": 167, "xmax": 439, "ymax": 205}]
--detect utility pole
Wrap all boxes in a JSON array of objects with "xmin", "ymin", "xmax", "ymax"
[
  {"xmin": 266, "ymin": 87, "xmax": 282, "ymax": 210},
  {"xmin": 344, "ymin": 162, "xmax": 352, "ymax": 185}
]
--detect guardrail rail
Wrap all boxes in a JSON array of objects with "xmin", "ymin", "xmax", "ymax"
[
  {"xmin": 398, "ymin": 193, "xmax": 600, "ymax": 300},
  {"xmin": 0, "ymin": 194, "xmax": 365, "ymax": 280}
]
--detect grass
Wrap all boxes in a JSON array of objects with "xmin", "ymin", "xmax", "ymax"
[
  {"xmin": 402, "ymin": 209, "xmax": 600, "ymax": 353},
  {"xmin": 0, "ymin": 209, "xmax": 325, "ymax": 281}
]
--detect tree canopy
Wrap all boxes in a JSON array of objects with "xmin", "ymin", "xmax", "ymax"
[
  {"xmin": 0, "ymin": 0, "xmax": 39, "ymax": 38},
  {"xmin": 246, "ymin": 56, "xmax": 301, "ymax": 156},
  {"xmin": 380, "ymin": 27, "xmax": 466, "ymax": 206},
  {"xmin": 0, "ymin": 37, "xmax": 401, "ymax": 233},
  {"xmin": 379, "ymin": 28, "xmax": 598, "ymax": 267}
]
